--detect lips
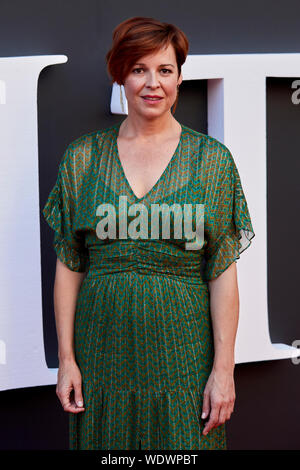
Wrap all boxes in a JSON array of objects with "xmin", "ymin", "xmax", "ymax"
[
  {"xmin": 142, "ymin": 96, "xmax": 163, "ymax": 101},
  {"xmin": 142, "ymin": 96, "xmax": 163, "ymax": 99}
]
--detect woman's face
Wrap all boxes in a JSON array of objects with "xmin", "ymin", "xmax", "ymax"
[{"xmin": 123, "ymin": 43, "xmax": 183, "ymax": 119}]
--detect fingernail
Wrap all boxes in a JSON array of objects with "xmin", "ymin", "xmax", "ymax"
[
  {"xmin": 78, "ymin": 401, "xmax": 83, "ymax": 407},
  {"xmin": 201, "ymin": 412, "xmax": 206, "ymax": 419}
]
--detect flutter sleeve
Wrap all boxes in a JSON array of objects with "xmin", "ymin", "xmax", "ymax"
[
  {"xmin": 203, "ymin": 146, "xmax": 255, "ymax": 281},
  {"xmin": 42, "ymin": 144, "xmax": 89, "ymax": 273}
]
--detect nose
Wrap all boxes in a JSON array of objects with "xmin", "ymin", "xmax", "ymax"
[{"xmin": 145, "ymin": 71, "xmax": 160, "ymax": 88}]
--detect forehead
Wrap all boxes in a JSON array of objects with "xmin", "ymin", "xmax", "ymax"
[{"xmin": 135, "ymin": 44, "xmax": 176, "ymax": 65}]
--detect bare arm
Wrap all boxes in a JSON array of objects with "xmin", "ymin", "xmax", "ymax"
[
  {"xmin": 54, "ymin": 257, "xmax": 86, "ymax": 362},
  {"xmin": 201, "ymin": 261, "xmax": 238, "ymax": 435},
  {"xmin": 209, "ymin": 261, "xmax": 239, "ymax": 373},
  {"xmin": 54, "ymin": 257, "xmax": 86, "ymax": 413}
]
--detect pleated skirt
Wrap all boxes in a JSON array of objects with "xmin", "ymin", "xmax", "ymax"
[{"xmin": 69, "ymin": 271, "xmax": 227, "ymax": 450}]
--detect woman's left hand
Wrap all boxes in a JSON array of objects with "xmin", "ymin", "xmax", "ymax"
[{"xmin": 201, "ymin": 367, "xmax": 236, "ymax": 436}]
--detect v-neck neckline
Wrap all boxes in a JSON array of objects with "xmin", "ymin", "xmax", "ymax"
[{"xmin": 112, "ymin": 121, "xmax": 183, "ymax": 203}]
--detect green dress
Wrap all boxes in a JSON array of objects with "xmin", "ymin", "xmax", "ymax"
[{"xmin": 42, "ymin": 121, "xmax": 255, "ymax": 450}]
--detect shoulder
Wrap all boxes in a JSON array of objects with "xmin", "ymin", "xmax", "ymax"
[
  {"xmin": 60, "ymin": 124, "xmax": 117, "ymax": 171},
  {"xmin": 182, "ymin": 124, "xmax": 234, "ymax": 171},
  {"xmin": 182, "ymin": 124, "xmax": 231, "ymax": 156},
  {"xmin": 67, "ymin": 124, "xmax": 117, "ymax": 154}
]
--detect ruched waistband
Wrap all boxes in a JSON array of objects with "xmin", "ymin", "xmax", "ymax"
[{"xmin": 86, "ymin": 243, "xmax": 206, "ymax": 286}]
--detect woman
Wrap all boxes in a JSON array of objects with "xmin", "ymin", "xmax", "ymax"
[{"xmin": 42, "ymin": 16, "xmax": 255, "ymax": 450}]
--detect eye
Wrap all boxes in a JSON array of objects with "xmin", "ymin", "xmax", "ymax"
[{"xmin": 132, "ymin": 68, "xmax": 172, "ymax": 74}]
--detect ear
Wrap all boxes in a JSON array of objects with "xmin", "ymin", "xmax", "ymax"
[{"xmin": 178, "ymin": 71, "xmax": 183, "ymax": 86}]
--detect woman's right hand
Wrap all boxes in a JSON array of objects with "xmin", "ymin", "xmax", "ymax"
[{"xmin": 56, "ymin": 360, "xmax": 85, "ymax": 413}]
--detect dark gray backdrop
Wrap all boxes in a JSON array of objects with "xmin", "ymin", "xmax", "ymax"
[{"xmin": 0, "ymin": 0, "xmax": 299, "ymax": 450}]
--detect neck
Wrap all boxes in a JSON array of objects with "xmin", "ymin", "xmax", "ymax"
[{"xmin": 119, "ymin": 114, "xmax": 180, "ymax": 140}]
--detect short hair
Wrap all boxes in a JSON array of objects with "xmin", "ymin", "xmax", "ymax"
[{"xmin": 106, "ymin": 17, "xmax": 189, "ymax": 112}]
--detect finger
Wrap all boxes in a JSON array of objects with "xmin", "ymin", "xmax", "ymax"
[
  {"xmin": 59, "ymin": 387, "xmax": 85, "ymax": 413},
  {"xmin": 227, "ymin": 403, "xmax": 234, "ymax": 420},
  {"xmin": 203, "ymin": 403, "xmax": 220, "ymax": 435},
  {"xmin": 73, "ymin": 382, "xmax": 84, "ymax": 408},
  {"xmin": 218, "ymin": 403, "xmax": 229, "ymax": 425},
  {"xmin": 212, "ymin": 401, "xmax": 232, "ymax": 428},
  {"xmin": 65, "ymin": 404, "xmax": 86, "ymax": 413},
  {"xmin": 201, "ymin": 390, "xmax": 210, "ymax": 420},
  {"xmin": 61, "ymin": 396, "xmax": 73, "ymax": 412},
  {"xmin": 57, "ymin": 386, "xmax": 71, "ymax": 409},
  {"xmin": 69, "ymin": 396, "xmax": 86, "ymax": 413},
  {"xmin": 203, "ymin": 416, "xmax": 217, "ymax": 435},
  {"xmin": 62, "ymin": 395, "xmax": 85, "ymax": 413}
]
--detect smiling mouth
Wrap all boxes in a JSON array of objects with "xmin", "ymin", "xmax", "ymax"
[{"xmin": 141, "ymin": 97, "xmax": 163, "ymax": 102}]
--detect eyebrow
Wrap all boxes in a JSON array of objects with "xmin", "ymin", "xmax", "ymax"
[{"xmin": 134, "ymin": 63, "xmax": 175, "ymax": 68}]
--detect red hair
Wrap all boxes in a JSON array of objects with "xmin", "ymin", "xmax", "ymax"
[{"xmin": 106, "ymin": 16, "xmax": 189, "ymax": 114}]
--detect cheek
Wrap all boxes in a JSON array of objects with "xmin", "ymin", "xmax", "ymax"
[
  {"xmin": 124, "ymin": 79, "xmax": 140, "ymax": 94},
  {"xmin": 125, "ymin": 88, "xmax": 140, "ymax": 101},
  {"xmin": 165, "ymin": 86, "xmax": 178, "ymax": 98},
  {"xmin": 164, "ymin": 81, "xmax": 178, "ymax": 93}
]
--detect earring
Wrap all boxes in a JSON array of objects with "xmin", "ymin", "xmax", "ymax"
[{"xmin": 120, "ymin": 84, "xmax": 125, "ymax": 113}]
